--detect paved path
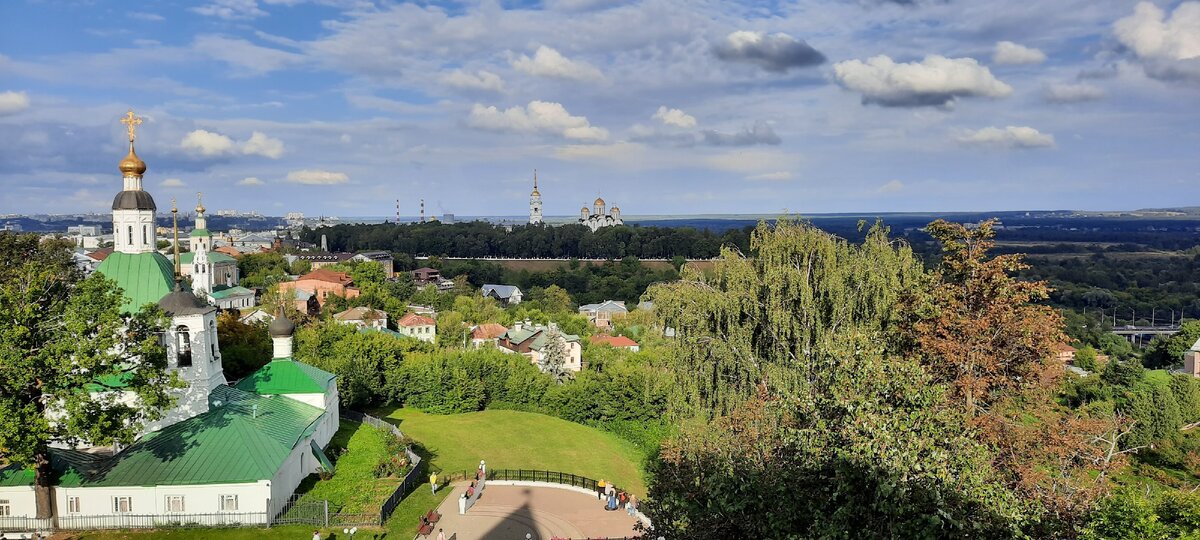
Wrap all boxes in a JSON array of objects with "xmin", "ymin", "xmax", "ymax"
[{"xmin": 428, "ymin": 482, "xmax": 640, "ymax": 539}]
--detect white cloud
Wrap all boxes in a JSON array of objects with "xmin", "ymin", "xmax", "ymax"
[
  {"xmin": 192, "ymin": 35, "xmax": 304, "ymax": 75},
  {"xmin": 181, "ymin": 129, "xmax": 284, "ymax": 158},
  {"xmin": 1114, "ymin": 2, "xmax": 1200, "ymax": 61},
  {"xmin": 993, "ymin": 41, "xmax": 1047, "ymax": 64},
  {"xmin": 745, "ymin": 171, "xmax": 792, "ymax": 182},
  {"xmin": 128, "ymin": 12, "xmax": 165, "ymax": 21},
  {"xmin": 713, "ymin": 31, "xmax": 825, "ymax": 72},
  {"xmin": 511, "ymin": 46, "xmax": 604, "ymax": 82},
  {"xmin": 285, "ymin": 169, "xmax": 349, "ymax": 185},
  {"xmin": 242, "ymin": 131, "xmax": 285, "ymax": 158},
  {"xmin": 160, "ymin": 178, "xmax": 187, "ymax": 187},
  {"xmin": 833, "ymin": 55, "xmax": 1013, "ymax": 107},
  {"xmin": 181, "ymin": 129, "xmax": 236, "ymax": 156},
  {"xmin": 652, "ymin": 106, "xmax": 696, "ymax": 128},
  {"xmin": 0, "ymin": 91, "xmax": 30, "ymax": 116},
  {"xmin": 1113, "ymin": 2, "xmax": 1200, "ymax": 80},
  {"xmin": 705, "ymin": 150, "xmax": 797, "ymax": 174},
  {"xmin": 440, "ymin": 69, "xmax": 505, "ymax": 92},
  {"xmin": 957, "ymin": 126, "xmax": 1055, "ymax": 149},
  {"xmin": 237, "ymin": 177, "xmax": 264, "ymax": 186},
  {"xmin": 876, "ymin": 180, "xmax": 905, "ymax": 194},
  {"xmin": 467, "ymin": 101, "xmax": 609, "ymax": 141},
  {"xmin": 191, "ymin": 0, "xmax": 266, "ymax": 20},
  {"xmin": 1044, "ymin": 82, "xmax": 1105, "ymax": 103}
]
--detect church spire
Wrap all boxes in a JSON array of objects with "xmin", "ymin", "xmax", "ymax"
[
  {"xmin": 118, "ymin": 109, "xmax": 147, "ymax": 180},
  {"xmin": 172, "ymin": 198, "xmax": 181, "ymax": 279}
]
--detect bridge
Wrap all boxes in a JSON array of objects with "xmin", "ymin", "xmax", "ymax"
[{"xmin": 1111, "ymin": 325, "xmax": 1182, "ymax": 337}]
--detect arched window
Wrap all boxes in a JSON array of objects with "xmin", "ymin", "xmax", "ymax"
[
  {"xmin": 142, "ymin": 225, "xmax": 147, "ymax": 245},
  {"xmin": 210, "ymin": 320, "xmax": 218, "ymax": 359},
  {"xmin": 175, "ymin": 325, "xmax": 192, "ymax": 367},
  {"xmin": 127, "ymin": 226, "xmax": 133, "ymax": 246}
]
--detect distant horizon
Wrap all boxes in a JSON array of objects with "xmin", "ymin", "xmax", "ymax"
[{"xmin": 1, "ymin": 1, "xmax": 1197, "ymax": 216}]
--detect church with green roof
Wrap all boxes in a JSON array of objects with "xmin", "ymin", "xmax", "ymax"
[{"xmin": 0, "ymin": 111, "xmax": 340, "ymax": 527}]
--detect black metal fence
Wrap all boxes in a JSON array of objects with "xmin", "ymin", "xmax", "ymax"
[
  {"xmin": 444, "ymin": 468, "xmax": 603, "ymax": 492},
  {"xmin": 340, "ymin": 409, "xmax": 423, "ymax": 526}
]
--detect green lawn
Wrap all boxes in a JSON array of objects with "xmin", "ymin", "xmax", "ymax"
[
  {"xmin": 376, "ymin": 407, "xmax": 647, "ymax": 496},
  {"xmin": 293, "ymin": 420, "xmax": 400, "ymax": 514}
]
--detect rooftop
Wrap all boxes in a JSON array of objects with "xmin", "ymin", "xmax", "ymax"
[
  {"xmin": 590, "ymin": 334, "xmax": 640, "ymax": 348},
  {"xmin": 95, "ymin": 251, "xmax": 177, "ymax": 313},
  {"xmin": 235, "ymin": 358, "xmax": 336, "ymax": 395},
  {"xmin": 397, "ymin": 312, "xmax": 436, "ymax": 327},
  {"xmin": 296, "ymin": 268, "xmax": 354, "ymax": 285},
  {"xmin": 334, "ymin": 306, "xmax": 387, "ymax": 321}
]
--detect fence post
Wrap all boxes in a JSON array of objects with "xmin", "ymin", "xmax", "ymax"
[{"xmin": 323, "ymin": 500, "xmax": 329, "ymax": 527}]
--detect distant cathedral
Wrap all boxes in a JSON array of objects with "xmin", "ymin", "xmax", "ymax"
[
  {"xmin": 580, "ymin": 197, "xmax": 622, "ymax": 231},
  {"xmin": 525, "ymin": 170, "xmax": 623, "ymax": 231}
]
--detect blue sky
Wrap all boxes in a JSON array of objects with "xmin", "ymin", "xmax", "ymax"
[{"xmin": 0, "ymin": 0, "xmax": 1197, "ymax": 216}]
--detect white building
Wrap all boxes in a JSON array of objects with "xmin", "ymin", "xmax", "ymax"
[
  {"xmin": 529, "ymin": 171, "xmax": 543, "ymax": 225},
  {"xmin": 481, "ymin": 284, "xmax": 523, "ymax": 306},
  {"xmin": 333, "ymin": 306, "xmax": 388, "ymax": 330},
  {"xmin": 497, "ymin": 321, "xmax": 583, "ymax": 373},
  {"xmin": 0, "ymin": 111, "xmax": 338, "ymax": 528},
  {"xmin": 396, "ymin": 312, "xmax": 437, "ymax": 343},
  {"xmin": 579, "ymin": 198, "xmax": 622, "ymax": 232}
]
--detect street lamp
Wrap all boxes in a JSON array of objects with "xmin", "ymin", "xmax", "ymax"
[{"xmin": 344, "ymin": 527, "xmax": 358, "ymax": 539}]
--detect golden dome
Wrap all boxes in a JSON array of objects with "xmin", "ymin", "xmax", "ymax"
[
  {"xmin": 581, "ymin": 206, "xmax": 590, "ymax": 213},
  {"xmin": 196, "ymin": 202, "xmax": 206, "ymax": 214},
  {"xmin": 118, "ymin": 143, "xmax": 147, "ymax": 176},
  {"xmin": 531, "ymin": 188, "xmax": 540, "ymax": 196},
  {"xmin": 594, "ymin": 197, "xmax": 605, "ymax": 206}
]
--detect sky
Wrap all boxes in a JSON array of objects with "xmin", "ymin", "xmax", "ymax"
[{"xmin": 0, "ymin": 0, "xmax": 1198, "ymax": 217}]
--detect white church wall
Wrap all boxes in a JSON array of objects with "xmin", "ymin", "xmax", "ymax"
[
  {"xmin": 281, "ymin": 393, "xmax": 325, "ymax": 410},
  {"xmin": 0, "ymin": 485, "xmax": 37, "ymax": 518},
  {"xmin": 49, "ymin": 481, "xmax": 271, "ymax": 525},
  {"xmin": 112, "ymin": 209, "xmax": 157, "ymax": 254},
  {"xmin": 268, "ymin": 440, "xmax": 319, "ymax": 517}
]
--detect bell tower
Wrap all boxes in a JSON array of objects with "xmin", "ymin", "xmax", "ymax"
[
  {"xmin": 112, "ymin": 109, "xmax": 158, "ymax": 255},
  {"xmin": 529, "ymin": 170, "xmax": 543, "ymax": 225}
]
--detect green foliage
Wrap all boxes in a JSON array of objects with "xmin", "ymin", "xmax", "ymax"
[
  {"xmin": 294, "ymin": 321, "xmax": 427, "ymax": 408},
  {"xmin": 1144, "ymin": 320, "xmax": 1200, "ymax": 369},
  {"xmin": 1075, "ymin": 345, "xmax": 1100, "ymax": 371},
  {"xmin": 238, "ymin": 252, "xmax": 290, "ymax": 289},
  {"xmin": 0, "ymin": 234, "xmax": 175, "ymax": 515},
  {"xmin": 1102, "ymin": 358, "xmax": 1146, "ymax": 389},
  {"xmin": 215, "ymin": 312, "xmax": 271, "ymax": 380},
  {"xmin": 385, "ymin": 348, "xmax": 546, "ymax": 414},
  {"xmin": 1082, "ymin": 488, "xmax": 1200, "ymax": 540}
]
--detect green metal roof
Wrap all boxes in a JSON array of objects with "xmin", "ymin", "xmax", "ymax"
[
  {"xmin": 189, "ymin": 228, "xmax": 210, "ymax": 237},
  {"xmin": 2, "ymin": 387, "xmax": 326, "ymax": 487},
  {"xmin": 310, "ymin": 440, "xmax": 334, "ymax": 472},
  {"xmin": 210, "ymin": 285, "xmax": 254, "ymax": 299},
  {"xmin": 235, "ymin": 359, "xmax": 335, "ymax": 395},
  {"xmin": 180, "ymin": 251, "xmax": 236, "ymax": 265},
  {"xmin": 90, "ymin": 386, "xmax": 322, "ymax": 486},
  {"xmin": 95, "ymin": 252, "xmax": 177, "ymax": 313}
]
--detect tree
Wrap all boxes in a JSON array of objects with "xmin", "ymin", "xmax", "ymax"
[
  {"xmin": 1143, "ymin": 320, "xmax": 1200, "ymax": 369},
  {"xmin": 216, "ymin": 311, "xmax": 271, "ymax": 379},
  {"xmin": 906, "ymin": 219, "xmax": 1066, "ymax": 414},
  {"xmin": 535, "ymin": 284, "xmax": 574, "ymax": 313},
  {"xmin": 539, "ymin": 330, "xmax": 572, "ymax": 384},
  {"xmin": 1075, "ymin": 345, "xmax": 1099, "ymax": 371},
  {"xmin": 0, "ymin": 234, "xmax": 174, "ymax": 518}
]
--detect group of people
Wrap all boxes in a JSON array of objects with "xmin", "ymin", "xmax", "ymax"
[{"xmin": 595, "ymin": 479, "xmax": 638, "ymax": 517}]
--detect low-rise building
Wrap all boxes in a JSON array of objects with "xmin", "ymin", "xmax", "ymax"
[
  {"xmin": 352, "ymin": 251, "xmax": 394, "ymax": 279},
  {"xmin": 293, "ymin": 251, "xmax": 354, "ymax": 270},
  {"xmin": 589, "ymin": 334, "xmax": 640, "ymax": 352},
  {"xmin": 277, "ymin": 269, "xmax": 360, "ymax": 308},
  {"xmin": 333, "ymin": 306, "xmax": 388, "ymax": 330},
  {"xmin": 578, "ymin": 300, "xmax": 628, "ymax": 329},
  {"xmin": 482, "ymin": 284, "xmax": 523, "ymax": 306},
  {"xmin": 396, "ymin": 312, "xmax": 437, "ymax": 343},
  {"xmin": 497, "ymin": 322, "xmax": 582, "ymax": 372},
  {"xmin": 470, "ymin": 323, "xmax": 508, "ymax": 348},
  {"xmin": 1053, "ymin": 343, "xmax": 1077, "ymax": 363}
]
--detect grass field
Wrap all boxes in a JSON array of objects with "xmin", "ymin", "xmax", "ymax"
[
  {"xmin": 293, "ymin": 420, "xmax": 399, "ymax": 514},
  {"xmin": 56, "ymin": 409, "xmax": 646, "ymax": 539},
  {"xmin": 376, "ymin": 407, "xmax": 648, "ymax": 496}
]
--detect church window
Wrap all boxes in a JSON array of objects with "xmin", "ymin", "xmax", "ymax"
[
  {"xmin": 175, "ymin": 325, "xmax": 192, "ymax": 367},
  {"xmin": 67, "ymin": 497, "xmax": 81, "ymax": 513},
  {"xmin": 127, "ymin": 226, "xmax": 133, "ymax": 246},
  {"xmin": 219, "ymin": 495, "xmax": 238, "ymax": 512},
  {"xmin": 0, "ymin": 500, "xmax": 9, "ymax": 517}
]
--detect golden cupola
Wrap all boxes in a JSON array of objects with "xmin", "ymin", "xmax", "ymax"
[
  {"xmin": 118, "ymin": 143, "xmax": 147, "ymax": 177},
  {"xmin": 118, "ymin": 109, "xmax": 147, "ymax": 177}
]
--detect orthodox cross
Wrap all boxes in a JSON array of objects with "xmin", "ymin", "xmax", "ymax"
[{"xmin": 120, "ymin": 109, "xmax": 143, "ymax": 142}]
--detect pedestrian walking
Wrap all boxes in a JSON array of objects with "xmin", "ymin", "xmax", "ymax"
[
  {"xmin": 430, "ymin": 470, "xmax": 439, "ymax": 494},
  {"xmin": 437, "ymin": 528, "xmax": 447, "ymax": 540},
  {"xmin": 312, "ymin": 530, "xmax": 321, "ymax": 540},
  {"xmin": 627, "ymin": 494, "xmax": 638, "ymax": 517},
  {"xmin": 597, "ymin": 479, "xmax": 606, "ymax": 500}
]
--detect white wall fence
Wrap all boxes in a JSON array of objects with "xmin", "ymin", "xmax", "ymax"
[{"xmin": 0, "ymin": 512, "xmax": 268, "ymax": 532}]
